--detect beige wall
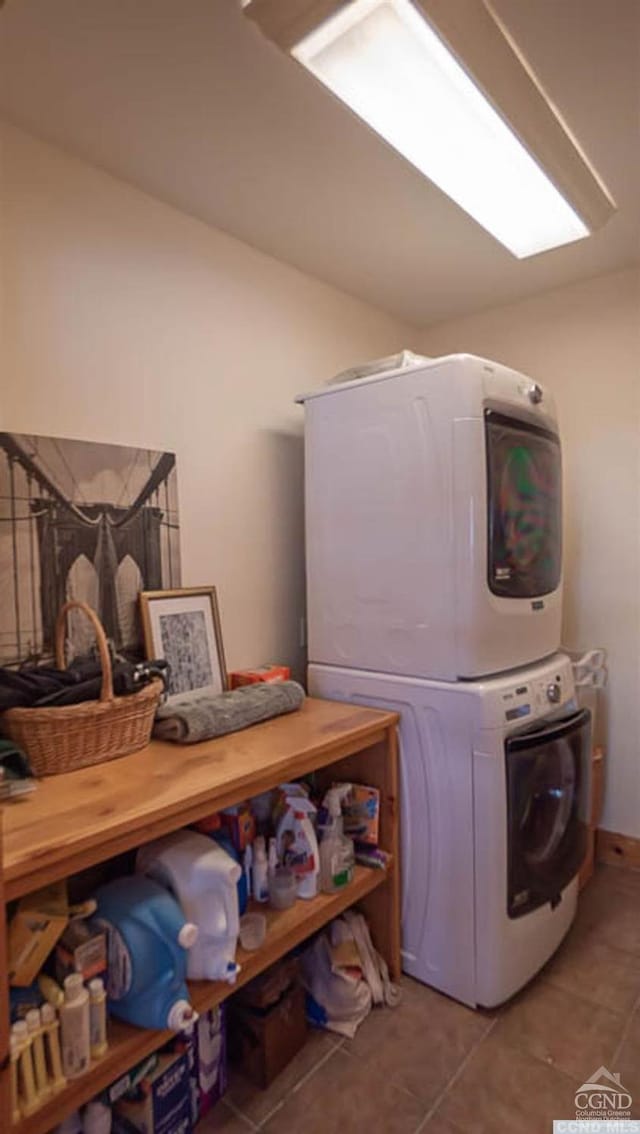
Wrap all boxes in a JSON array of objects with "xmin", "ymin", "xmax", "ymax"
[
  {"xmin": 0, "ymin": 122, "xmax": 415, "ymax": 679},
  {"xmin": 3, "ymin": 123, "xmax": 638, "ymax": 836},
  {"xmin": 419, "ymin": 268, "xmax": 640, "ymax": 838}
]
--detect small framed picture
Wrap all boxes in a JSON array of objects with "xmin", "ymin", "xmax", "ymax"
[{"xmin": 139, "ymin": 587, "xmax": 228, "ymax": 701}]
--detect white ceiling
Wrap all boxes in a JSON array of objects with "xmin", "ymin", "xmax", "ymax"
[{"xmin": 1, "ymin": 0, "xmax": 639, "ymax": 326}]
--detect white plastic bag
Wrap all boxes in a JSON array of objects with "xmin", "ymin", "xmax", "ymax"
[
  {"xmin": 327, "ymin": 350, "xmax": 429, "ymax": 387},
  {"xmin": 300, "ymin": 911, "xmax": 401, "ymax": 1038},
  {"xmin": 300, "ymin": 932, "xmax": 372, "ymax": 1039}
]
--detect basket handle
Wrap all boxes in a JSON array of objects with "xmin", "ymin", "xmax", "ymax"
[{"xmin": 55, "ymin": 601, "xmax": 114, "ymax": 703}]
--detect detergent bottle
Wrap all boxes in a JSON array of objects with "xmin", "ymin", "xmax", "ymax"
[
  {"xmin": 136, "ymin": 830, "xmax": 241, "ymax": 983},
  {"xmin": 276, "ymin": 796, "xmax": 319, "ymax": 899},
  {"xmin": 92, "ymin": 876, "xmax": 197, "ymax": 1032},
  {"xmin": 319, "ymin": 784, "xmax": 355, "ymax": 894}
]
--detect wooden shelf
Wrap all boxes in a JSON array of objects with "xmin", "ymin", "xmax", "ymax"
[
  {"xmin": 12, "ymin": 865, "xmax": 388, "ymax": 1134},
  {"xmin": 2, "ymin": 698, "xmax": 396, "ymax": 901},
  {"xmin": 1, "ymin": 697, "xmax": 400, "ymax": 1134}
]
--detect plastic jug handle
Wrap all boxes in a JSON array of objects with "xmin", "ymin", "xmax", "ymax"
[{"xmin": 223, "ymin": 881, "xmax": 239, "ymax": 939}]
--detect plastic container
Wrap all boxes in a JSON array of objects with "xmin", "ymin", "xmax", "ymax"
[
  {"xmin": 88, "ymin": 979, "xmax": 108, "ymax": 1059},
  {"xmin": 136, "ymin": 829, "xmax": 241, "ymax": 984},
  {"xmin": 269, "ymin": 867, "xmax": 297, "ymax": 910},
  {"xmin": 276, "ymin": 796, "xmax": 319, "ymax": 899},
  {"xmin": 60, "ymin": 975, "xmax": 91, "ymax": 1080},
  {"xmin": 92, "ymin": 875, "xmax": 197, "ymax": 1032},
  {"xmin": 12, "ymin": 1019, "xmax": 39, "ymax": 1115},
  {"xmin": 252, "ymin": 836, "xmax": 269, "ymax": 904},
  {"xmin": 40, "ymin": 1002, "xmax": 66, "ymax": 1091},
  {"xmin": 26, "ymin": 1008, "xmax": 50, "ymax": 1099},
  {"xmin": 268, "ymin": 838, "xmax": 278, "ymax": 875},
  {"xmin": 244, "ymin": 844, "xmax": 253, "ymax": 901},
  {"xmin": 319, "ymin": 785, "xmax": 355, "ymax": 894},
  {"xmin": 213, "ymin": 832, "xmax": 248, "ymax": 915},
  {"xmin": 239, "ymin": 914, "xmax": 267, "ymax": 951},
  {"xmin": 10, "ymin": 1032, "xmax": 20, "ymax": 1124}
]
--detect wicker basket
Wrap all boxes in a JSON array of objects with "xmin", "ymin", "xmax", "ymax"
[{"xmin": 2, "ymin": 601, "xmax": 163, "ymax": 777}]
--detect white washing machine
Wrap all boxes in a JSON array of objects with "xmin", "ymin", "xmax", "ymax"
[{"xmin": 309, "ymin": 651, "xmax": 591, "ymax": 1008}]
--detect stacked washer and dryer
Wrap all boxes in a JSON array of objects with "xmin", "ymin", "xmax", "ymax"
[{"xmin": 298, "ymin": 354, "xmax": 591, "ymax": 1008}]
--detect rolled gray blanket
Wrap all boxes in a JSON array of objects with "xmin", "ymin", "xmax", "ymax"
[{"xmin": 153, "ymin": 680, "xmax": 305, "ymax": 743}]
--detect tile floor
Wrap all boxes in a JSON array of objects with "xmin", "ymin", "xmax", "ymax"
[{"xmin": 201, "ymin": 864, "xmax": 640, "ymax": 1133}]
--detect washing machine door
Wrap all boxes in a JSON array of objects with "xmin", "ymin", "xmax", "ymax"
[{"xmin": 506, "ymin": 707, "xmax": 591, "ymax": 918}]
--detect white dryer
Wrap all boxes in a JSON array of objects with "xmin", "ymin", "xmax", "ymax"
[
  {"xmin": 298, "ymin": 353, "xmax": 563, "ymax": 681},
  {"xmin": 309, "ymin": 651, "xmax": 591, "ymax": 1008}
]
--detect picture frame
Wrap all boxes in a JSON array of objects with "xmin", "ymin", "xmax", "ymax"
[{"xmin": 139, "ymin": 586, "xmax": 228, "ymax": 702}]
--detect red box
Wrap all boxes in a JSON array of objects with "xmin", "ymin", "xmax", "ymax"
[{"xmin": 230, "ymin": 665, "xmax": 290, "ymax": 688}]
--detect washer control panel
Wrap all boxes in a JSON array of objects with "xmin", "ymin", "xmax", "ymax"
[
  {"xmin": 475, "ymin": 653, "xmax": 574, "ymax": 731},
  {"xmin": 500, "ymin": 669, "xmax": 566, "ymax": 723}
]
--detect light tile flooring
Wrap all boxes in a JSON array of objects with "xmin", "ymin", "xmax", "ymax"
[{"xmin": 201, "ymin": 864, "xmax": 640, "ymax": 1133}]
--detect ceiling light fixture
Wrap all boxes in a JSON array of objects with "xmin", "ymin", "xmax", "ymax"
[{"xmin": 243, "ymin": 0, "xmax": 615, "ymax": 258}]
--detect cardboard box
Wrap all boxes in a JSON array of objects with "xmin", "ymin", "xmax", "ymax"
[
  {"xmin": 228, "ymin": 976, "xmax": 307, "ymax": 1089},
  {"xmin": 55, "ymin": 919, "xmax": 106, "ymax": 983},
  {"xmin": 220, "ymin": 805, "xmax": 255, "ymax": 852},
  {"xmin": 115, "ymin": 1051, "xmax": 191, "ymax": 1134},
  {"xmin": 342, "ymin": 783, "xmax": 380, "ymax": 846},
  {"xmin": 229, "ymin": 665, "xmax": 290, "ymax": 688},
  {"xmin": 8, "ymin": 881, "xmax": 69, "ymax": 987},
  {"xmin": 174, "ymin": 1007, "xmax": 227, "ymax": 1124}
]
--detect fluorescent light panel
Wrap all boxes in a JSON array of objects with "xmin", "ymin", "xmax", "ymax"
[{"xmin": 292, "ymin": 0, "xmax": 590, "ymax": 257}]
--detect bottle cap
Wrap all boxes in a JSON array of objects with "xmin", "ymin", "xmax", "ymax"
[
  {"xmin": 41, "ymin": 1003, "xmax": 56, "ymax": 1025},
  {"xmin": 26, "ymin": 1008, "xmax": 41, "ymax": 1032},
  {"xmin": 167, "ymin": 999, "xmax": 197, "ymax": 1032},
  {"xmin": 88, "ymin": 978, "xmax": 105, "ymax": 997},
  {"xmin": 178, "ymin": 922, "xmax": 199, "ymax": 950},
  {"xmin": 12, "ymin": 1020, "xmax": 28, "ymax": 1040},
  {"xmin": 64, "ymin": 973, "xmax": 85, "ymax": 1002}
]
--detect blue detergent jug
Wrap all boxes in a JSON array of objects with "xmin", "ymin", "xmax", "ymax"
[{"xmin": 92, "ymin": 875, "xmax": 198, "ymax": 1031}]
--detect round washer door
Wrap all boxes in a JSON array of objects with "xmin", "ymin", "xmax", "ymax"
[
  {"xmin": 519, "ymin": 738, "xmax": 576, "ymax": 866},
  {"xmin": 506, "ymin": 708, "xmax": 591, "ymax": 918}
]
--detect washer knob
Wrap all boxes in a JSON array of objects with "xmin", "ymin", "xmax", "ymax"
[
  {"xmin": 529, "ymin": 383, "xmax": 543, "ymax": 404},
  {"xmin": 546, "ymin": 682, "xmax": 561, "ymax": 703}
]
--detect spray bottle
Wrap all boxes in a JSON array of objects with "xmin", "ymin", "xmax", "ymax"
[{"xmin": 319, "ymin": 784, "xmax": 355, "ymax": 894}]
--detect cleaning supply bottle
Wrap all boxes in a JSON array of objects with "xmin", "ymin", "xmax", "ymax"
[
  {"xmin": 92, "ymin": 875, "xmax": 198, "ymax": 1031},
  {"xmin": 319, "ymin": 785, "xmax": 355, "ymax": 894},
  {"xmin": 60, "ymin": 974, "xmax": 91, "ymax": 1080},
  {"xmin": 252, "ymin": 836, "xmax": 269, "ymax": 903},
  {"xmin": 244, "ymin": 843, "xmax": 253, "ymax": 901},
  {"xmin": 10, "ymin": 1032, "xmax": 21, "ymax": 1123},
  {"xmin": 136, "ymin": 830, "xmax": 240, "ymax": 984},
  {"xmin": 26, "ymin": 1008, "xmax": 51, "ymax": 1100},
  {"xmin": 268, "ymin": 837, "xmax": 278, "ymax": 877},
  {"xmin": 40, "ymin": 1002, "xmax": 66, "ymax": 1092},
  {"xmin": 276, "ymin": 796, "xmax": 319, "ymax": 899},
  {"xmin": 12, "ymin": 1019, "xmax": 39, "ymax": 1115},
  {"xmin": 88, "ymin": 978, "xmax": 108, "ymax": 1060}
]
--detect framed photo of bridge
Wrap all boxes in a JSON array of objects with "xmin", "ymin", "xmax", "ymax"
[
  {"xmin": 0, "ymin": 432, "xmax": 181, "ymax": 667},
  {"xmin": 139, "ymin": 586, "xmax": 228, "ymax": 701}
]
